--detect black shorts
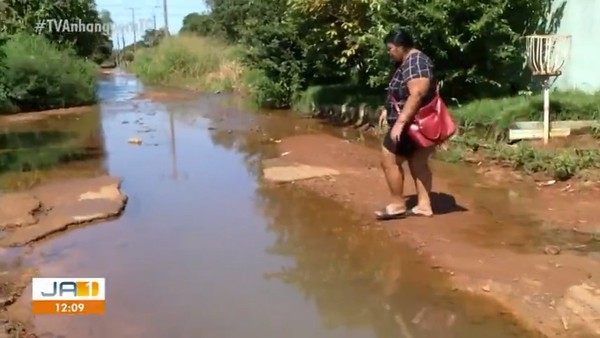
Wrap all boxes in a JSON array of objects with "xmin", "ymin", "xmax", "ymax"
[{"xmin": 383, "ymin": 120, "xmax": 417, "ymax": 157}]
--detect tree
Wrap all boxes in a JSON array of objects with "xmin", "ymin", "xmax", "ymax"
[
  {"xmin": 204, "ymin": 0, "xmax": 257, "ymax": 41},
  {"xmin": 196, "ymin": 0, "xmax": 562, "ymax": 106},
  {"xmin": 99, "ymin": 9, "xmax": 112, "ymax": 26},
  {"xmin": 180, "ymin": 13, "xmax": 216, "ymax": 36},
  {"xmin": 0, "ymin": 0, "xmax": 112, "ymax": 62},
  {"xmin": 142, "ymin": 28, "xmax": 166, "ymax": 47}
]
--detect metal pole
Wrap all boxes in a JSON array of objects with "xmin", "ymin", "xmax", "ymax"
[
  {"xmin": 115, "ymin": 32, "xmax": 120, "ymax": 66},
  {"xmin": 121, "ymin": 30, "xmax": 126, "ymax": 65},
  {"xmin": 153, "ymin": 5, "xmax": 160, "ymax": 31},
  {"xmin": 162, "ymin": 0, "xmax": 169, "ymax": 36},
  {"xmin": 543, "ymin": 79, "xmax": 550, "ymax": 145},
  {"xmin": 127, "ymin": 8, "xmax": 137, "ymax": 50}
]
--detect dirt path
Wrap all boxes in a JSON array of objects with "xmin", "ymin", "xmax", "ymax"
[
  {"xmin": 264, "ymin": 133, "xmax": 600, "ymax": 337},
  {"xmin": 0, "ymin": 176, "xmax": 127, "ymax": 247},
  {"xmin": 0, "ymin": 176, "xmax": 127, "ymax": 336}
]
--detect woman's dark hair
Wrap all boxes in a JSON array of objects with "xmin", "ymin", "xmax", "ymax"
[{"xmin": 384, "ymin": 28, "xmax": 415, "ymax": 48}]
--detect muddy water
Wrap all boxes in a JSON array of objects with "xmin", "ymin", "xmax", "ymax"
[
  {"xmin": 0, "ymin": 108, "xmax": 107, "ymax": 191},
  {"xmin": 2, "ymin": 73, "xmax": 541, "ymax": 337},
  {"xmin": 317, "ymin": 122, "xmax": 600, "ymax": 256}
]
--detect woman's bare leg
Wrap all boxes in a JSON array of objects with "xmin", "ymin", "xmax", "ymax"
[
  {"xmin": 380, "ymin": 145, "xmax": 407, "ymax": 213},
  {"xmin": 407, "ymin": 146, "xmax": 435, "ymax": 215}
]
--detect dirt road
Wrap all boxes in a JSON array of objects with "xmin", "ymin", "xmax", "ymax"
[
  {"xmin": 264, "ymin": 132, "xmax": 600, "ymax": 337},
  {"xmin": 1, "ymin": 72, "xmax": 599, "ymax": 337}
]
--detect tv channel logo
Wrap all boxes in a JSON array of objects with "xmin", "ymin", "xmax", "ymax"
[{"xmin": 32, "ymin": 278, "xmax": 105, "ymax": 315}]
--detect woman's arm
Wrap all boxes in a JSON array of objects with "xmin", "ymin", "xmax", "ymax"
[
  {"xmin": 397, "ymin": 78, "xmax": 430, "ymax": 123},
  {"xmin": 396, "ymin": 54, "xmax": 433, "ymax": 123}
]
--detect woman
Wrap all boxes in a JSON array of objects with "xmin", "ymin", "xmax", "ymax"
[{"xmin": 375, "ymin": 28, "xmax": 436, "ymax": 220}]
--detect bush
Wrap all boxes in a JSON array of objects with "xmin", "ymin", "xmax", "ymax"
[
  {"xmin": 0, "ymin": 37, "xmax": 9, "ymax": 113},
  {"xmin": 202, "ymin": 0, "xmax": 561, "ymax": 108},
  {"xmin": 242, "ymin": 69, "xmax": 292, "ymax": 109},
  {"xmin": 293, "ymin": 84, "xmax": 384, "ymax": 112},
  {"xmin": 477, "ymin": 143, "xmax": 600, "ymax": 181},
  {"xmin": 130, "ymin": 35, "xmax": 245, "ymax": 93},
  {"xmin": 0, "ymin": 33, "xmax": 97, "ymax": 114}
]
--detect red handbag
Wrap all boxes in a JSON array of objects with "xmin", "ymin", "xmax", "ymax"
[{"xmin": 391, "ymin": 89, "xmax": 457, "ymax": 148}]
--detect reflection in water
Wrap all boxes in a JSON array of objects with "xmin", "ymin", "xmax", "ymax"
[
  {"xmin": 255, "ymin": 186, "xmax": 538, "ymax": 338},
  {"xmin": 169, "ymin": 111, "xmax": 179, "ymax": 180},
  {"xmin": 14, "ymin": 74, "xmax": 539, "ymax": 338},
  {"xmin": 0, "ymin": 109, "xmax": 107, "ymax": 191},
  {"xmin": 202, "ymin": 102, "xmax": 539, "ymax": 338}
]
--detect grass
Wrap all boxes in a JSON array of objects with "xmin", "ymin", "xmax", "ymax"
[
  {"xmin": 129, "ymin": 35, "xmax": 245, "ymax": 93},
  {"xmin": 453, "ymin": 90, "xmax": 600, "ymax": 141},
  {"xmin": 440, "ymin": 90, "xmax": 600, "ymax": 180}
]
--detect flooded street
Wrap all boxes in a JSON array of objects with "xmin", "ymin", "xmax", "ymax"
[{"xmin": 1, "ymin": 73, "xmax": 541, "ymax": 337}]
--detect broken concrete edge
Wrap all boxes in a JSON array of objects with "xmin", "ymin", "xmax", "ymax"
[
  {"xmin": 262, "ymin": 172, "xmax": 339, "ymax": 184},
  {"xmin": 9, "ymin": 196, "xmax": 128, "ymax": 247},
  {"xmin": 0, "ymin": 269, "xmax": 37, "ymax": 309},
  {"xmin": 0, "ymin": 268, "xmax": 39, "ymax": 336},
  {"xmin": 261, "ymin": 160, "xmax": 341, "ymax": 184},
  {"xmin": 0, "ymin": 105, "xmax": 95, "ymax": 123}
]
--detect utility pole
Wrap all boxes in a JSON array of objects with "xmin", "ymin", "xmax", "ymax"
[
  {"xmin": 127, "ymin": 7, "xmax": 137, "ymax": 51},
  {"xmin": 115, "ymin": 32, "xmax": 121, "ymax": 66},
  {"xmin": 162, "ymin": 0, "xmax": 169, "ymax": 36},
  {"xmin": 121, "ymin": 31, "xmax": 126, "ymax": 58},
  {"xmin": 152, "ymin": 5, "xmax": 160, "ymax": 30}
]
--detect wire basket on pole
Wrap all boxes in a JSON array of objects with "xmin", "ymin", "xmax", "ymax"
[{"xmin": 524, "ymin": 34, "xmax": 572, "ymax": 144}]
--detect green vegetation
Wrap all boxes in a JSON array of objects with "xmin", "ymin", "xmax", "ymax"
[
  {"xmin": 1, "ymin": 34, "xmax": 97, "ymax": 113},
  {"xmin": 454, "ymin": 91, "xmax": 600, "ymax": 139},
  {"xmin": 129, "ymin": 0, "xmax": 599, "ymax": 180},
  {"xmin": 178, "ymin": 0, "xmax": 563, "ymax": 108},
  {"xmin": 130, "ymin": 35, "xmax": 244, "ymax": 93},
  {"xmin": 439, "ymin": 91, "xmax": 600, "ymax": 180},
  {"xmin": 0, "ymin": 0, "xmax": 114, "ymax": 114}
]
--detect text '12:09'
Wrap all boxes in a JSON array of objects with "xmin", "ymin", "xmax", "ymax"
[{"xmin": 31, "ymin": 278, "xmax": 105, "ymax": 315}]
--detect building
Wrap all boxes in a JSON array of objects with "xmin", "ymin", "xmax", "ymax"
[{"xmin": 551, "ymin": 0, "xmax": 599, "ymax": 92}]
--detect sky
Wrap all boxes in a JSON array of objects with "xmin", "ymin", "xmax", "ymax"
[{"xmin": 95, "ymin": 0, "xmax": 208, "ymax": 47}]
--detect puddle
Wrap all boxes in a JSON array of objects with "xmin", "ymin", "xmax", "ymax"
[
  {"xmin": 5, "ymin": 73, "xmax": 542, "ymax": 337},
  {"xmin": 0, "ymin": 109, "xmax": 106, "ymax": 192},
  {"xmin": 287, "ymin": 117, "xmax": 600, "ymax": 257}
]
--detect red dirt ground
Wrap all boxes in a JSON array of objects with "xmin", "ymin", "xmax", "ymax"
[
  {"xmin": 0, "ymin": 106, "xmax": 95, "ymax": 123},
  {"xmin": 276, "ymin": 133, "xmax": 600, "ymax": 337}
]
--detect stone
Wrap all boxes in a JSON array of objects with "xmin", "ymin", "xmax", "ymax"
[
  {"xmin": 559, "ymin": 282, "xmax": 600, "ymax": 335},
  {"xmin": 544, "ymin": 245, "xmax": 561, "ymax": 255},
  {"xmin": 262, "ymin": 164, "xmax": 339, "ymax": 183},
  {"xmin": 0, "ymin": 176, "xmax": 127, "ymax": 247}
]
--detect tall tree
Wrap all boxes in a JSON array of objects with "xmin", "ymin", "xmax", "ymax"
[{"xmin": 0, "ymin": 0, "xmax": 112, "ymax": 62}]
